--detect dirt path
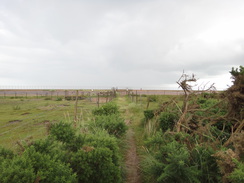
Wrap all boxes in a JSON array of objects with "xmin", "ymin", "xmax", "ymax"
[
  {"xmin": 125, "ymin": 126, "xmax": 141, "ymax": 183},
  {"xmin": 117, "ymin": 96, "xmax": 141, "ymax": 183}
]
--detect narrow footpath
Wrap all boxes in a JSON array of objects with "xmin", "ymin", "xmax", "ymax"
[
  {"xmin": 125, "ymin": 127, "xmax": 141, "ymax": 183},
  {"xmin": 117, "ymin": 97, "xmax": 142, "ymax": 183}
]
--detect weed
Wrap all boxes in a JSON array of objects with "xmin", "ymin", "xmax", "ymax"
[{"xmin": 13, "ymin": 105, "xmax": 21, "ymax": 110}]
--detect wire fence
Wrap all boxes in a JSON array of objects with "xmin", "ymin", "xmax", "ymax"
[{"xmin": 0, "ymin": 88, "xmax": 185, "ymax": 98}]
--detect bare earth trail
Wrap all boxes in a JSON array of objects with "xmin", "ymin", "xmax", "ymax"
[
  {"xmin": 125, "ymin": 127, "xmax": 141, "ymax": 183},
  {"xmin": 117, "ymin": 97, "xmax": 142, "ymax": 183}
]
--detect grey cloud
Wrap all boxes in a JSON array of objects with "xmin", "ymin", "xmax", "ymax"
[{"xmin": 0, "ymin": 0, "xmax": 244, "ymax": 89}]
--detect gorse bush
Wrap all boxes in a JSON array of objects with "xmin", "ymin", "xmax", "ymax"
[
  {"xmin": 143, "ymin": 132, "xmax": 222, "ymax": 183},
  {"xmin": 93, "ymin": 114, "xmax": 128, "ymax": 137},
  {"xmin": 0, "ymin": 145, "xmax": 77, "ymax": 183},
  {"xmin": 49, "ymin": 121, "xmax": 76, "ymax": 143},
  {"xmin": 65, "ymin": 134, "xmax": 86, "ymax": 152},
  {"xmin": 70, "ymin": 147, "xmax": 121, "ymax": 183},
  {"xmin": 0, "ymin": 146, "xmax": 14, "ymax": 160},
  {"xmin": 142, "ymin": 140, "xmax": 200, "ymax": 183},
  {"xmin": 0, "ymin": 118, "xmax": 124, "ymax": 183},
  {"xmin": 191, "ymin": 145, "xmax": 221, "ymax": 182},
  {"xmin": 84, "ymin": 131, "xmax": 121, "ymax": 166},
  {"xmin": 92, "ymin": 102, "xmax": 119, "ymax": 116},
  {"xmin": 0, "ymin": 155, "xmax": 35, "ymax": 183},
  {"xmin": 31, "ymin": 138, "xmax": 68, "ymax": 162},
  {"xmin": 144, "ymin": 110, "xmax": 155, "ymax": 121},
  {"xmin": 158, "ymin": 112, "xmax": 178, "ymax": 132},
  {"xmin": 23, "ymin": 146, "xmax": 77, "ymax": 183},
  {"xmin": 229, "ymin": 159, "xmax": 244, "ymax": 183}
]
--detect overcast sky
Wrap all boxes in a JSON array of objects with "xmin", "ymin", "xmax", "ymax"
[{"xmin": 0, "ymin": 0, "xmax": 243, "ymax": 90}]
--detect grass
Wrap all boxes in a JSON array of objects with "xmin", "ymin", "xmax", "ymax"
[
  {"xmin": 0, "ymin": 97, "xmax": 99, "ymax": 150},
  {"xmin": 0, "ymin": 94, "xmax": 180, "ymax": 151}
]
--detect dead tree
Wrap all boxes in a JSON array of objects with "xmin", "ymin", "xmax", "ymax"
[{"xmin": 176, "ymin": 72, "xmax": 215, "ymax": 132}]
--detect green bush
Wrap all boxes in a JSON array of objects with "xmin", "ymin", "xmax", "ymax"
[
  {"xmin": 65, "ymin": 96, "xmax": 73, "ymax": 101},
  {"xmin": 49, "ymin": 122, "xmax": 123, "ymax": 182},
  {"xmin": 50, "ymin": 122, "xmax": 76, "ymax": 144},
  {"xmin": 31, "ymin": 138, "xmax": 67, "ymax": 162},
  {"xmin": 65, "ymin": 134, "xmax": 86, "ymax": 152},
  {"xmin": 56, "ymin": 97, "xmax": 63, "ymax": 101},
  {"xmin": 0, "ymin": 155, "xmax": 35, "ymax": 183},
  {"xmin": 92, "ymin": 102, "xmax": 119, "ymax": 116},
  {"xmin": 0, "ymin": 144, "xmax": 77, "ymax": 183},
  {"xmin": 70, "ymin": 147, "xmax": 121, "ymax": 183},
  {"xmin": 142, "ymin": 140, "xmax": 200, "ymax": 183},
  {"xmin": 158, "ymin": 112, "xmax": 178, "ymax": 132},
  {"xmin": 93, "ymin": 114, "xmax": 128, "ymax": 137},
  {"xmin": 191, "ymin": 145, "xmax": 221, "ymax": 182},
  {"xmin": 84, "ymin": 131, "xmax": 121, "ymax": 165},
  {"xmin": 229, "ymin": 159, "xmax": 244, "ymax": 183},
  {"xmin": 0, "ymin": 146, "xmax": 15, "ymax": 161},
  {"xmin": 24, "ymin": 146, "xmax": 77, "ymax": 183},
  {"xmin": 144, "ymin": 110, "xmax": 155, "ymax": 121}
]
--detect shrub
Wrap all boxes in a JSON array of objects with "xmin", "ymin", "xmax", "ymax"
[
  {"xmin": 0, "ymin": 155, "xmax": 35, "ymax": 183},
  {"xmin": 31, "ymin": 138, "xmax": 67, "ymax": 162},
  {"xmin": 0, "ymin": 146, "xmax": 15, "ymax": 161},
  {"xmin": 49, "ymin": 122, "xmax": 76, "ymax": 144},
  {"xmin": 93, "ymin": 114, "xmax": 128, "ymax": 137},
  {"xmin": 144, "ymin": 110, "xmax": 155, "ymax": 121},
  {"xmin": 70, "ymin": 147, "xmax": 121, "ymax": 183},
  {"xmin": 84, "ymin": 131, "xmax": 121, "ymax": 165},
  {"xmin": 24, "ymin": 146, "xmax": 77, "ymax": 183},
  {"xmin": 158, "ymin": 112, "xmax": 178, "ymax": 132},
  {"xmin": 142, "ymin": 140, "xmax": 200, "ymax": 183},
  {"xmin": 191, "ymin": 145, "xmax": 221, "ymax": 182},
  {"xmin": 92, "ymin": 102, "xmax": 119, "ymax": 116},
  {"xmin": 64, "ymin": 134, "xmax": 86, "ymax": 152},
  {"xmin": 56, "ymin": 97, "xmax": 63, "ymax": 101},
  {"xmin": 65, "ymin": 96, "xmax": 73, "ymax": 101},
  {"xmin": 229, "ymin": 159, "xmax": 244, "ymax": 183}
]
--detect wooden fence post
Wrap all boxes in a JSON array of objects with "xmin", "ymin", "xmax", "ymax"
[
  {"xmin": 97, "ymin": 93, "xmax": 100, "ymax": 107},
  {"xmin": 88, "ymin": 92, "xmax": 91, "ymax": 102},
  {"xmin": 140, "ymin": 94, "xmax": 142, "ymax": 106},
  {"xmin": 74, "ymin": 90, "xmax": 78, "ymax": 128},
  {"xmin": 136, "ymin": 90, "xmax": 138, "ymax": 104},
  {"xmin": 106, "ymin": 91, "xmax": 108, "ymax": 103}
]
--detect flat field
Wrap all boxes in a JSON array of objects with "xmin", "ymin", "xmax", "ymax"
[{"xmin": 0, "ymin": 97, "xmax": 97, "ymax": 149}]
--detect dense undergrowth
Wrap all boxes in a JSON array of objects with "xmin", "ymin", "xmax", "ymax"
[
  {"xmin": 0, "ymin": 102, "xmax": 127, "ymax": 183},
  {"xmin": 140, "ymin": 66, "xmax": 244, "ymax": 183}
]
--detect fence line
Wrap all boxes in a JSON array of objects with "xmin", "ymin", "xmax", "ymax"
[{"xmin": 0, "ymin": 89, "xmax": 185, "ymax": 98}]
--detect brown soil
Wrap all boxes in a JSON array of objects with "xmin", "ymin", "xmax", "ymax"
[
  {"xmin": 9, "ymin": 120, "xmax": 22, "ymax": 123},
  {"xmin": 125, "ymin": 121, "xmax": 142, "ymax": 183},
  {"xmin": 21, "ymin": 112, "xmax": 30, "ymax": 115}
]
